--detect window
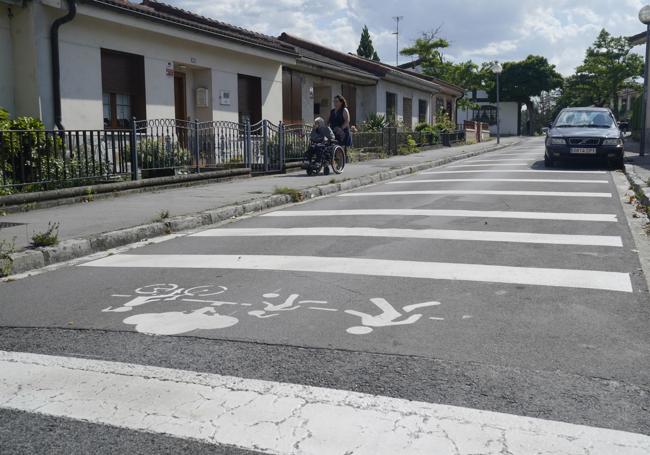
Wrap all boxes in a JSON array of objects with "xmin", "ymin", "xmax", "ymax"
[
  {"xmin": 475, "ymin": 106, "xmax": 498, "ymax": 125},
  {"xmin": 418, "ymin": 99, "xmax": 428, "ymax": 123},
  {"xmin": 103, "ymin": 93, "xmax": 133, "ymax": 129},
  {"xmin": 386, "ymin": 92, "xmax": 397, "ymax": 124},
  {"xmin": 403, "ymin": 97, "xmax": 412, "ymax": 129},
  {"xmin": 101, "ymin": 49, "xmax": 145, "ymax": 129}
]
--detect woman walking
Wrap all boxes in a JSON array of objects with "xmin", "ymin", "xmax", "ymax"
[{"xmin": 329, "ymin": 95, "xmax": 352, "ymax": 150}]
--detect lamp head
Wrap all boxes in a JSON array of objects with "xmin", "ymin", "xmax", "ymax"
[
  {"xmin": 640, "ymin": 5, "xmax": 650, "ymax": 25},
  {"xmin": 491, "ymin": 62, "xmax": 503, "ymax": 74}
]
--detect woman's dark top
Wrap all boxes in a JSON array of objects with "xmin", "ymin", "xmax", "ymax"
[{"xmin": 329, "ymin": 108, "xmax": 352, "ymax": 146}]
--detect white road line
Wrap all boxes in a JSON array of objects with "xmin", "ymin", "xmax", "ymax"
[
  {"xmin": 262, "ymin": 209, "xmax": 618, "ymax": 222},
  {"xmin": 191, "ymin": 227, "xmax": 623, "ymax": 247},
  {"xmin": 1, "ymin": 351, "xmax": 647, "ymax": 455},
  {"xmin": 388, "ymin": 179, "xmax": 609, "ymax": 184},
  {"xmin": 423, "ymin": 170, "xmax": 608, "ymax": 175},
  {"xmin": 448, "ymin": 164, "xmax": 533, "ymax": 168},
  {"xmin": 467, "ymin": 159, "xmax": 534, "ymax": 163},
  {"xmin": 81, "ymin": 254, "xmax": 633, "ymax": 292},
  {"xmin": 340, "ymin": 190, "xmax": 612, "ymax": 198}
]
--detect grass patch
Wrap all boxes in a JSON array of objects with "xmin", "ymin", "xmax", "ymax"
[
  {"xmin": 273, "ymin": 186, "xmax": 304, "ymax": 202},
  {"xmin": 31, "ymin": 221, "xmax": 60, "ymax": 248},
  {"xmin": 328, "ymin": 178, "xmax": 337, "ymax": 184},
  {"xmin": 0, "ymin": 238, "xmax": 15, "ymax": 277}
]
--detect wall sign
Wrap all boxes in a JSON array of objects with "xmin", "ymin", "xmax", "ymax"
[{"xmin": 220, "ymin": 90, "xmax": 231, "ymax": 106}]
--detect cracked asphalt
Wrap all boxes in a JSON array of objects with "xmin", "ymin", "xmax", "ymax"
[{"xmin": 1, "ymin": 138, "xmax": 649, "ymax": 453}]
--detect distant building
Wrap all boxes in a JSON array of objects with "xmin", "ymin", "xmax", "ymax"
[{"xmin": 456, "ymin": 90, "xmax": 521, "ymax": 136}]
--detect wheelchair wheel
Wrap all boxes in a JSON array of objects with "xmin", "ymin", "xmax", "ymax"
[{"xmin": 331, "ymin": 146, "xmax": 345, "ymax": 174}]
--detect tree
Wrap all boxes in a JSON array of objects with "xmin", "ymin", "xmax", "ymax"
[
  {"xmin": 357, "ymin": 25, "xmax": 380, "ymax": 61},
  {"xmin": 486, "ymin": 55, "xmax": 563, "ymax": 135},
  {"xmin": 572, "ymin": 29, "xmax": 643, "ymax": 109},
  {"xmin": 400, "ymin": 30, "xmax": 449, "ymax": 76}
]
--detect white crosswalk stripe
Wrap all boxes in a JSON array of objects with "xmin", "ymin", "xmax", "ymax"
[
  {"xmin": 191, "ymin": 227, "xmax": 623, "ymax": 247},
  {"xmin": 2, "ymin": 350, "xmax": 648, "ymax": 455},
  {"xmin": 448, "ymin": 164, "xmax": 532, "ymax": 167},
  {"xmin": 388, "ymin": 178, "xmax": 609, "ymax": 184},
  {"xmin": 262, "ymin": 209, "xmax": 618, "ymax": 222},
  {"xmin": 422, "ymin": 170, "xmax": 608, "ymax": 174},
  {"xmin": 82, "ymin": 254, "xmax": 633, "ymax": 292},
  {"xmin": 340, "ymin": 190, "xmax": 612, "ymax": 198}
]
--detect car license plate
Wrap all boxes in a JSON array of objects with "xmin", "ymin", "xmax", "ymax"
[{"xmin": 570, "ymin": 147, "xmax": 597, "ymax": 154}]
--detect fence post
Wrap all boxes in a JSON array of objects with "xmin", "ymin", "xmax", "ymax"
[
  {"xmin": 130, "ymin": 117, "xmax": 139, "ymax": 181},
  {"xmin": 263, "ymin": 120, "xmax": 269, "ymax": 173},
  {"xmin": 279, "ymin": 121, "xmax": 285, "ymax": 172},
  {"xmin": 194, "ymin": 119, "xmax": 200, "ymax": 173},
  {"xmin": 243, "ymin": 120, "xmax": 251, "ymax": 168}
]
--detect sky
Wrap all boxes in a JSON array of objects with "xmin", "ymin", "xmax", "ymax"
[{"xmin": 170, "ymin": 0, "xmax": 648, "ymax": 75}]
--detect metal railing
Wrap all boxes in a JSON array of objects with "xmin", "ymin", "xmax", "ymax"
[
  {"xmin": 0, "ymin": 128, "xmax": 130, "ymax": 192},
  {"xmin": 1, "ymin": 119, "xmax": 465, "ymax": 193}
]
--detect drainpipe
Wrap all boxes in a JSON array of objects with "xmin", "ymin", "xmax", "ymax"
[{"xmin": 50, "ymin": 0, "xmax": 77, "ymax": 130}]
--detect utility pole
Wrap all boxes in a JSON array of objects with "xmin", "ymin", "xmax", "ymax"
[{"xmin": 392, "ymin": 16, "xmax": 403, "ymax": 66}]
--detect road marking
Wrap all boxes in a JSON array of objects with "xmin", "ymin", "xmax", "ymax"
[
  {"xmin": 423, "ymin": 170, "xmax": 608, "ymax": 175},
  {"xmin": 340, "ymin": 190, "xmax": 612, "ymax": 198},
  {"xmin": 191, "ymin": 227, "xmax": 623, "ymax": 247},
  {"xmin": 388, "ymin": 178, "xmax": 609, "ymax": 184},
  {"xmin": 263, "ymin": 209, "xmax": 618, "ymax": 222},
  {"xmin": 1, "ymin": 351, "xmax": 647, "ymax": 454},
  {"xmin": 82, "ymin": 255, "xmax": 633, "ymax": 292},
  {"xmin": 467, "ymin": 159, "xmax": 533, "ymax": 163},
  {"xmin": 448, "ymin": 164, "xmax": 532, "ymax": 167}
]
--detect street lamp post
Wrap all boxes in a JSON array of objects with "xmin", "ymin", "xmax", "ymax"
[
  {"xmin": 639, "ymin": 6, "xmax": 650, "ymax": 156},
  {"xmin": 491, "ymin": 62, "xmax": 503, "ymax": 145}
]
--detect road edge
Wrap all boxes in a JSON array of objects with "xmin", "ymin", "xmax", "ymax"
[
  {"xmin": 1, "ymin": 140, "xmax": 517, "ymax": 277},
  {"xmin": 614, "ymin": 169, "xmax": 650, "ymax": 294}
]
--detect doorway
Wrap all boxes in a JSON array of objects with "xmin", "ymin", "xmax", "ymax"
[
  {"xmin": 174, "ymin": 73, "xmax": 187, "ymax": 121},
  {"xmin": 238, "ymin": 74, "xmax": 262, "ymax": 125}
]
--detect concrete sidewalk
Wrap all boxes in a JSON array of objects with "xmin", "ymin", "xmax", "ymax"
[{"xmin": 0, "ymin": 137, "xmax": 520, "ymax": 274}]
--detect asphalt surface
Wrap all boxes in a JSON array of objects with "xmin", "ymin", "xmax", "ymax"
[{"xmin": 1, "ymin": 137, "xmax": 649, "ymax": 453}]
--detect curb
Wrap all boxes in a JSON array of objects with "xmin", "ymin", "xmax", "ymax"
[
  {"xmin": 624, "ymin": 164, "xmax": 650, "ymax": 207},
  {"xmin": 1, "ymin": 141, "xmax": 517, "ymax": 276}
]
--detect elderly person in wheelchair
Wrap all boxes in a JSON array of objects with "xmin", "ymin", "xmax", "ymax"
[{"xmin": 302, "ymin": 117, "xmax": 346, "ymax": 176}]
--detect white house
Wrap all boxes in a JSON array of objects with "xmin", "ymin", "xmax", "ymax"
[
  {"xmin": 456, "ymin": 90, "xmax": 521, "ymax": 136},
  {"xmin": 279, "ymin": 34, "xmax": 464, "ymax": 129},
  {"xmin": 1, "ymin": 0, "xmax": 296, "ymax": 130}
]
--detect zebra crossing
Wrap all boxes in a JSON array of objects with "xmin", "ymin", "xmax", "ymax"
[{"xmin": 2, "ymin": 143, "xmax": 648, "ymax": 453}]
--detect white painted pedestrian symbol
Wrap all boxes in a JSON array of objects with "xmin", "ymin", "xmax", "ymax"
[
  {"xmin": 248, "ymin": 292, "xmax": 328, "ymax": 318},
  {"xmin": 103, "ymin": 283, "xmax": 450, "ymax": 336},
  {"xmin": 345, "ymin": 299, "xmax": 441, "ymax": 335}
]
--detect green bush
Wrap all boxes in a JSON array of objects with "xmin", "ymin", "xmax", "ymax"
[
  {"xmin": 138, "ymin": 138, "xmax": 191, "ymax": 168},
  {"xmin": 399, "ymin": 135, "xmax": 418, "ymax": 155},
  {"xmin": 362, "ymin": 113, "xmax": 388, "ymax": 132}
]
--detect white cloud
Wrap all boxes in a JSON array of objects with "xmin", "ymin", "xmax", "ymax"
[{"xmin": 165, "ymin": 0, "xmax": 647, "ymax": 76}]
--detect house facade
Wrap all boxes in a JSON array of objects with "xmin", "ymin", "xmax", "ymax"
[
  {"xmin": 279, "ymin": 34, "xmax": 464, "ymax": 130},
  {"xmin": 1, "ymin": 0, "xmax": 296, "ymax": 130}
]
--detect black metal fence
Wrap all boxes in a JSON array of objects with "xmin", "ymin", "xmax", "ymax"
[
  {"xmin": 1, "ymin": 119, "xmax": 465, "ymax": 193},
  {"xmin": 0, "ymin": 128, "xmax": 131, "ymax": 192}
]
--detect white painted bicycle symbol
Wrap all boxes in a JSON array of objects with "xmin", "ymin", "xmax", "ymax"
[{"xmin": 103, "ymin": 283, "xmax": 453, "ymax": 337}]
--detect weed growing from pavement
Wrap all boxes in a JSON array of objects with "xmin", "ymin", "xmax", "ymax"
[
  {"xmin": 273, "ymin": 186, "xmax": 304, "ymax": 202},
  {"xmin": 154, "ymin": 209, "xmax": 170, "ymax": 222},
  {"xmin": 0, "ymin": 238, "xmax": 15, "ymax": 276},
  {"xmin": 31, "ymin": 222, "xmax": 60, "ymax": 248},
  {"xmin": 329, "ymin": 178, "xmax": 337, "ymax": 184}
]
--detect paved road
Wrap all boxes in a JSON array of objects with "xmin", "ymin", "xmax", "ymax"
[{"xmin": 1, "ymin": 137, "xmax": 649, "ymax": 454}]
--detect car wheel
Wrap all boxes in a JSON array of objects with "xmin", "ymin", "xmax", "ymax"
[
  {"xmin": 610, "ymin": 157, "xmax": 625, "ymax": 171},
  {"xmin": 544, "ymin": 154, "xmax": 554, "ymax": 168}
]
